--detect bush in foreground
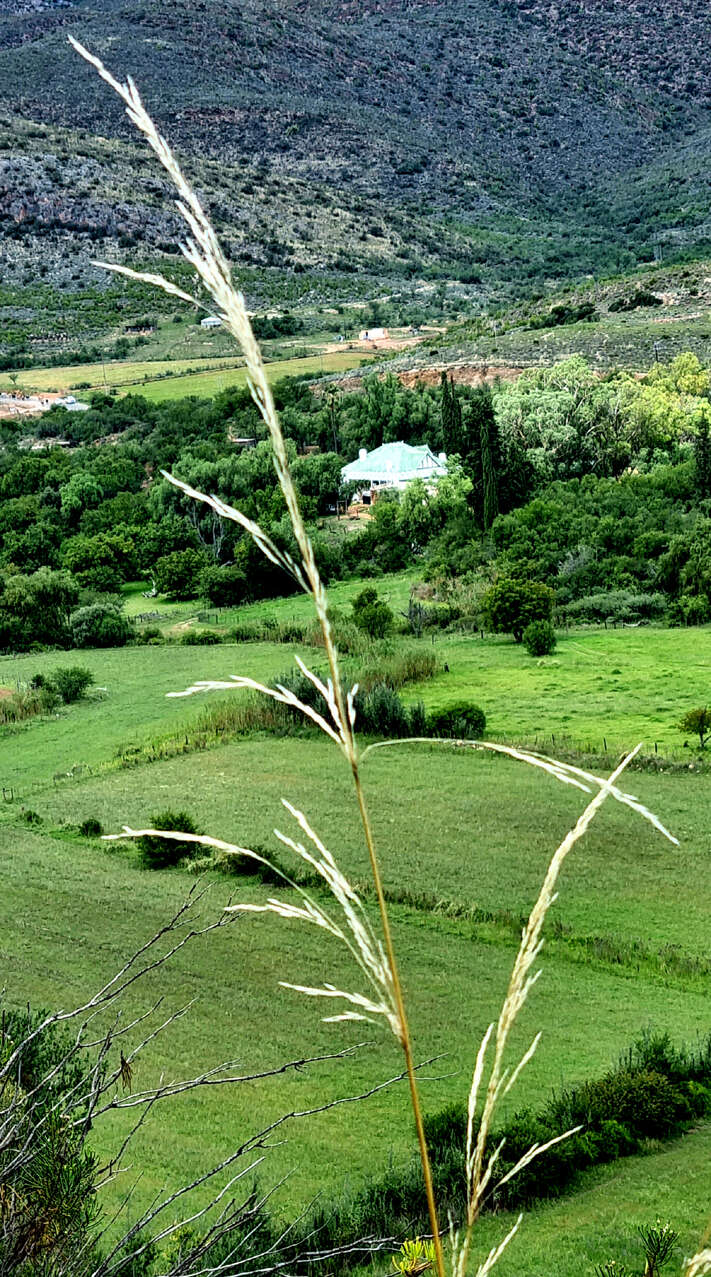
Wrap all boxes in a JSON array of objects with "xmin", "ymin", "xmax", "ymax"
[
  {"xmin": 523, "ymin": 619, "xmax": 557, "ymax": 656},
  {"xmin": 48, "ymin": 666, "xmax": 94, "ymax": 704},
  {"xmin": 427, "ymin": 702, "xmax": 486, "ymax": 739},
  {"xmin": 138, "ymin": 810, "xmax": 201, "ymax": 869}
]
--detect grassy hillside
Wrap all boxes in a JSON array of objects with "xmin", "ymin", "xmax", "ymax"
[
  {"xmin": 3, "ymin": 744, "xmax": 708, "ymax": 1221},
  {"xmin": 0, "ymin": 348, "xmax": 368, "ymax": 398},
  {"xmin": 2, "ymin": 615, "xmax": 709, "ymax": 1251}
]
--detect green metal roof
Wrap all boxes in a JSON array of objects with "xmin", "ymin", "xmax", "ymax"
[{"xmin": 341, "ymin": 442, "xmax": 446, "ymax": 483}]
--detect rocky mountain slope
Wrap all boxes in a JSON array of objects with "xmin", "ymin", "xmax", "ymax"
[{"xmin": 2, "ymin": 0, "xmax": 711, "ymax": 355}]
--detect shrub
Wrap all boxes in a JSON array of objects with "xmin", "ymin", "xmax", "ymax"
[
  {"xmin": 0, "ymin": 684, "xmax": 60, "ymax": 723},
  {"xmin": 561, "ymin": 591, "xmax": 666, "ymax": 625},
  {"xmin": 79, "ymin": 817, "xmax": 103, "ymax": 837},
  {"xmin": 551, "ymin": 1068, "xmax": 693, "ymax": 1141},
  {"xmin": 136, "ymin": 625, "xmax": 163, "ymax": 643},
  {"xmin": 200, "ymin": 563, "xmax": 249, "ymax": 607},
  {"xmin": 180, "ymin": 629, "xmax": 222, "ymax": 645},
  {"xmin": 427, "ymin": 703, "xmax": 486, "ymax": 739},
  {"xmin": 351, "ymin": 586, "xmax": 394, "ymax": 638},
  {"xmin": 49, "ymin": 666, "xmax": 94, "ymax": 704},
  {"xmin": 678, "ymin": 706, "xmax": 711, "ymax": 748},
  {"xmin": 137, "ymin": 810, "xmax": 202, "ymax": 869},
  {"xmin": 69, "ymin": 602, "xmax": 133, "ymax": 649},
  {"xmin": 482, "ymin": 578, "xmax": 554, "ymax": 641},
  {"xmin": 523, "ymin": 619, "xmax": 557, "ymax": 656},
  {"xmin": 353, "ymin": 683, "xmax": 410, "ymax": 737}
]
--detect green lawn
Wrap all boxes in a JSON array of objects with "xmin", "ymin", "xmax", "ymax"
[
  {"xmin": 406, "ymin": 625, "xmax": 711, "ymax": 754},
  {"xmin": 0, "ymin": 642, "xmax": 297, "ymax": 788},
  {"xmin": 454, "ymin": 1124, "xmax": 711, "ymax": 1277},
  {"xmin": 2, "ymin": 619, "xmax": 710, "ymax": 1252}
]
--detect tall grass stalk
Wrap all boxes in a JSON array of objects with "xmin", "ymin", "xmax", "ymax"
[{"xmin": 75, "ymin": 39, "xmax": 679, "ymax": 1277}]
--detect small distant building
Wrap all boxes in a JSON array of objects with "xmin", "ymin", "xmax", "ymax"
[
  {"xmin": 341, "ymin": 441, "xmax": 447, "ymax": 505},
  {"xmin": 60, "ymin": 395, "xmax": 89, "ymax": 412},
  {"xmin": 359, "ymin": 327, "xmax": 389, "ymax": 341},
  {"xmin": 201, "ymin": 316, "xmax": 223, "ymax": 329}
]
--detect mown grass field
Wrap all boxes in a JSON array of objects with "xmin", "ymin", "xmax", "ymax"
[
  {"xmin": 0, "ymin": 349, "xmax": 367, "ymax": 399},
  {"xmin": 1, "ymin": 620, "xmax": 710, "ymax": 1265},
  {"xmin": 132, "ymin": 350, "xmax": 367, "ymax": 402},
  {"xmin": 408, "ymin": 625, "xmax": 711, "ymax": 754},
  {"xmin": 460, "ymin": 1124, "xmax": 711, "ymax": 1277}
]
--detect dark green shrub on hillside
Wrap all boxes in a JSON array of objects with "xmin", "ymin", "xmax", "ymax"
[
  {"xmin": 136, "ymin": 625, "xmax": 163, "ymax": 643},
  {"xmin": 427, "ymin": 703, "xmax": 486, "ymax": 739},
  {"xmin": 69, "ymin": 602, "xmax": 133, "ymax": 649},
  {"xmin": 153, "ymin": 548, "xmax": 207, "ymax": 600},
  {"xmin": 561, "ymin": 590, "xmax": 667, "ymax": 625},
  {"xmin": 677, "ymin": 706, "xmax": 711, "ymax": 749},
  {"xmin": 137, "ymin": 810, "xmax": 201, "ymax": 869},
  {"xmin": 49, "ymin": 666, "xmax": 94, "ymax": 704},
  {"xmin": 482, "ymin": 578, "xmax": 554, "ymax": 641},
  {"xmin": 609, "ymin": 289, "xmax": 663, "ymax": 312},
  {"xmin": 351, "ymin": 586, "xmax": 394, "ymax": 638},
  {"xmin": 523, "ymin": 619, "xmax": 557, "ymax": 656},
  {"xmin": 352, "ymin": 683, "xmax": 410, "ymax": 737},
  {"xmin": 200, "ymin": 563, "xmax": 249, "ymax": 607},
  {"xmin": 79, "ymin": 817, "xmax": 103, "ymax": 837},
  {"xmin": 180, "ymin": 629, "xmax": 222, "ymax": 645}
]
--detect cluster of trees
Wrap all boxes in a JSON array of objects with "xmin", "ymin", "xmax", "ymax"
[{"xmin": 1, "ymin": 352, "xmax": 711, "ymax": 651}]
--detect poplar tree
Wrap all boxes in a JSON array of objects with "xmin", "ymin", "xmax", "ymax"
[
  {"xmin": 440, "ymin": 371, "xmax": 464, "ymax": 454},
  {"xmin": 694, "ymin": 415, "xmax": 711, "ymax": 499}
]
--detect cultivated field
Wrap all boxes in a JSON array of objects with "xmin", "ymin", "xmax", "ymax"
[
  {"xmin": 0, "ymin": 350, "xmax": 368, "ymax": 401},
  {"xmin": 1, "ymin": 616, "xmax": 709, "ymax": 1272}
]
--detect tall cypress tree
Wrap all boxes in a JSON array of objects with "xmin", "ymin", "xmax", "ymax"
[
  {"xmin": 481, "ymin": 416, "xmax": 500, "ymax": 530},
  {"xmin": 464, "ymin": 385, "xmax": 501, "ymax": 528},
  {"xmin": 440, "ymin": 372, "xmax": 464, "ymax": 454},
  {"xmin": 695, "ymin": 415, "xmax": 711, "ymax": 499}
]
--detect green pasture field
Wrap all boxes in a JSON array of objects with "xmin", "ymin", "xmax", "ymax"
[
  {"xmin": 407, "ymin": 625, "xmax": 711, "ymax": 755},
  {"xmin": 2, "ymin": 801, "xmax": 709, "ymax": 1226},
  {"xmin": 0, "ymin": 356, "xmax": 243, "ymax": 395},
  {"xmin": 0, "ymin": 349, "xmax": 366, "ymax": 398},
  {"xmin": 120, "ymin": 569, "xmax": 419, "ymax": 627},
  {"xmin": 0, "ymin": 642, "xmax": 296, "ymax": 787},
  {"xmin": 455, "ymin": 1124, "xmax": 711, "ymax": 1277},
  {"xmin": 30, "ymin": 735, "xmax": 711, "ymax": 958},
  {"xmin": 2, "ymin": 619, "xmax": 710, "ymax": 1255}
]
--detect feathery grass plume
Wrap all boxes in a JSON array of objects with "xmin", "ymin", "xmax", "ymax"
[
  {"xmin": 685, "ymin": 1253, "xmax": 711, "ymax": 1277},
  {"xmin": 70, "ymin": 34, "xmax": 444, "ymax": 1269},
  {"xmin": 105, "ymin": 805, "xmax": 400, "ymax": 1037},
  {"xmin": 452, "ymin": 746, "xmax": 644, "ymax": 1277},
  {"xmin": 74, "ymin": 39, "xmax": 679, "ymax": 1277}
]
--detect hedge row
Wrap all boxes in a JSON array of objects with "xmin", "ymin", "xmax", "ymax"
[{"xmin": 296, "ymin": 1032, "xmax": 711, "ymax": 1264}]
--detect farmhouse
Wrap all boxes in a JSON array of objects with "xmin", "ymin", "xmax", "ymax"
[
  {"xmin": 341, "ymin": 441, "xmax": 447, "ymax": 504},
  {"xmin": 201, "ymin": 315, "xmax": 223, "ymax": 329},
  {"xmin": 359, "ymin": 326, "xmax": 389, "ymax": 340}
]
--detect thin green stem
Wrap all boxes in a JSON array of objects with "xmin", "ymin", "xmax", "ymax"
[{"xmin": 351, "ymin": 766, "xmax": 446, "ymax": 1277}]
